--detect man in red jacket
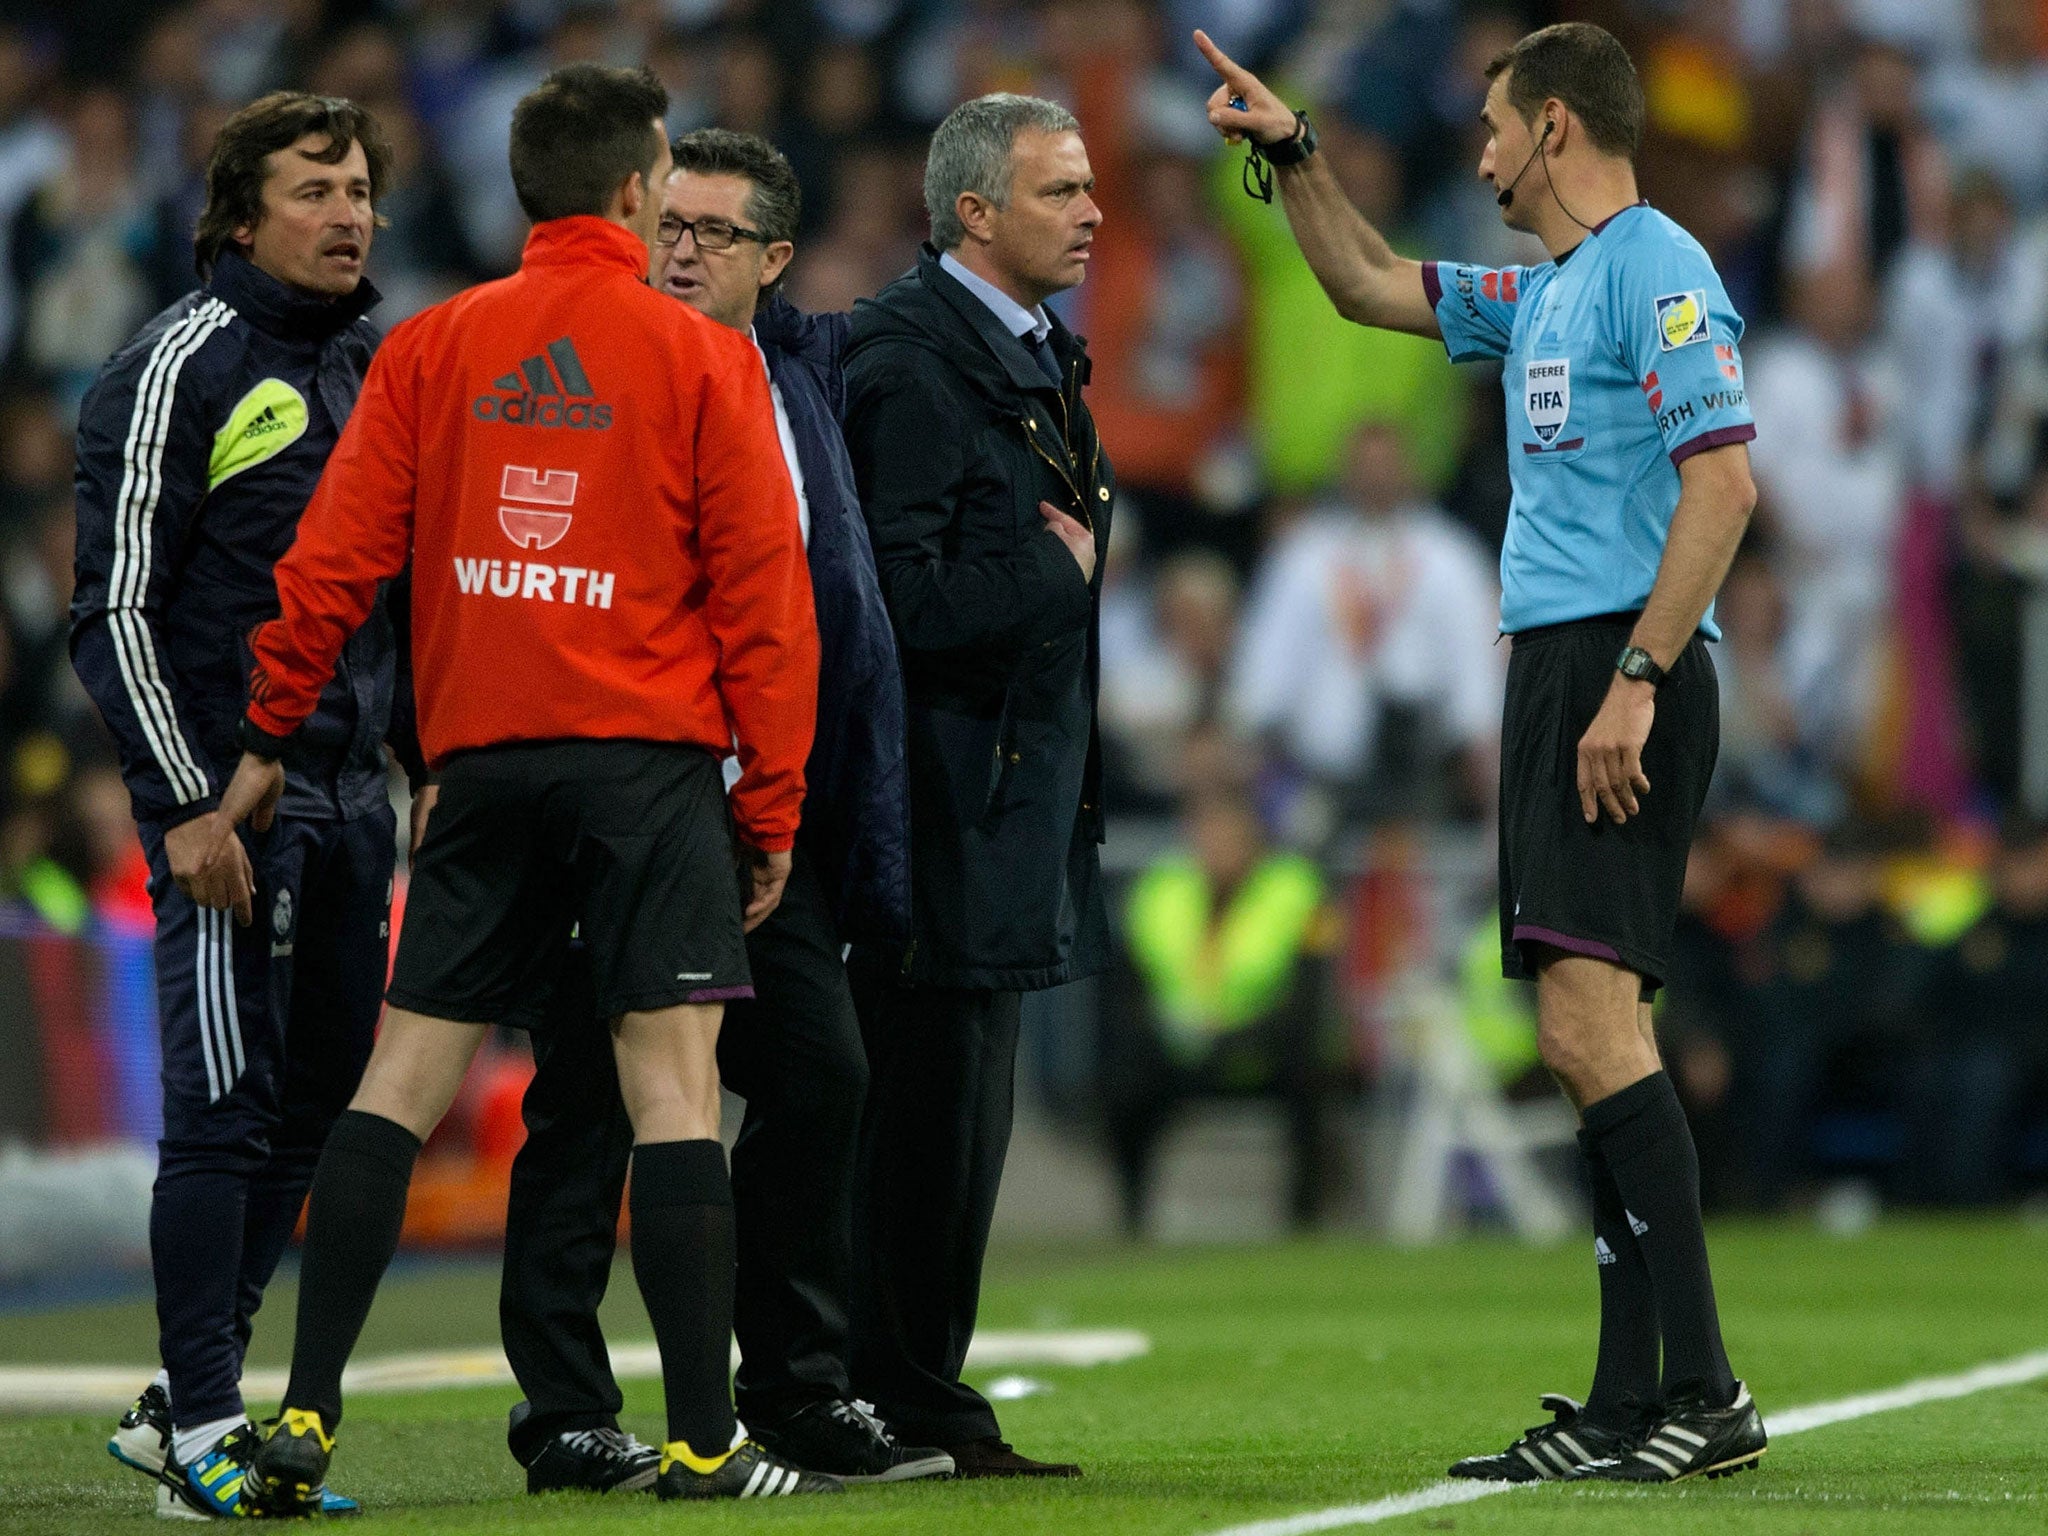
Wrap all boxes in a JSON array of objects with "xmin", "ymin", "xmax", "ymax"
[{"xmin": 206, "ymin": 64, "xmax": 831, "ymax": 1510}]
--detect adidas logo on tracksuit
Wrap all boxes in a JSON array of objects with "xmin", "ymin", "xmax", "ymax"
[
  {"xmin": 471, "ymin": 336, "xmax": 614, "ymax": 429},
  {"xmin": 243, "ymin": 404, "xmax": 289, "ymax": 437}
]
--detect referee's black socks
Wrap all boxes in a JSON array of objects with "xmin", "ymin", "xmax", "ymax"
[
  {"xmin": 282, "ymin": 1108, "xmax": 423, "ymax": 1428},
  {"xmin": 1582, "ymin": 1071, "xmax": 1737, "ymax": 1408},
  {"xmin": 1576, "ymin": 1129, "xmax": 1660, "ymax": 1430},
  {"xmin": 628, "ymin": 1138, "xmax": 738, "ymax": 1457}
]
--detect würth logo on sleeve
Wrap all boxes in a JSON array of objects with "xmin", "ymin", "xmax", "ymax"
[{"xmin": 472, "ymin": 336, "xmax": 613, "ymax": 429}]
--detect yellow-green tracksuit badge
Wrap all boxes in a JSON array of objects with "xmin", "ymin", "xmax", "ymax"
[{"xmin": 210, "ymin": 379, "xmax": 308, "ymax": 490}]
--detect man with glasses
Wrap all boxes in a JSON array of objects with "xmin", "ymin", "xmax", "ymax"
[{"xmin": 492, "ymin": 128, "xmax": 946, "ymax": 1492}]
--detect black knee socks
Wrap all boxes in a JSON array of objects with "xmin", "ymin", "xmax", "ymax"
[
  {"xmin": 1578, "ymin": 1129, "xmax": 1660, "ymax": 1429},
  {"xmin": 628, "ymin": 1139, "xmax": 737, "ymax": 1455},
  {"xmin": 1583, "ymin": 1072, "xmax": 1737, "ymax": 1407},
  {"xmin": 282, "ymin": 1110, "xmax": 422, "ymax": 1428}
]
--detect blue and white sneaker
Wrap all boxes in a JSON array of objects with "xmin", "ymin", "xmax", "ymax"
[
  {"xmin": 158, "ymin": 1422, "xmax": 362, "ymax": 1520},
  {"xmin": 160, "ymin": 1423, "xmax": 260, "ymax": 1519},
  {"xmin": 159, "ymin": 1480, "xmax": 362, "ymax": 1520},
  {"xmin": 110, "ymin": 1380, "xmax": 173, "ymax": 1480}
]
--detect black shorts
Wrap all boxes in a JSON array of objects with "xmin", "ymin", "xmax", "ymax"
[
  {"xmin": 386, "ymin": 739, "xmax": 752, "ymax": 1024},
  {"xmin": 1498, "ymin": 614, "xmax": 1718, "ymax": 996}
]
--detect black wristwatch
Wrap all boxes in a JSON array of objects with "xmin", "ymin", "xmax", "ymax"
[
  {"xmin": 1261, "ymin": 110, "xmax": 1317, "ymax": 166},
  {"xmin": 1616, "ymin": 645, "xmax": 1668, "ymax": 688}
]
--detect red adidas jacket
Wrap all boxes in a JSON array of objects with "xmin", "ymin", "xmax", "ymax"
[{"xmin": 245, "ymin": 217, "xmax": 817, "ymax": 850}]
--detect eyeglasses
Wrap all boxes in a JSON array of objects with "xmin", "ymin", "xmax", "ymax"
[{"xmin": 655, "ymin": 215, "xmax": 768, "ymax": 251}]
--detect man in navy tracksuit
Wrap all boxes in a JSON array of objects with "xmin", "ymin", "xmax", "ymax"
[
  {"xmin": 488, "ymin": 129, "xmax": 942, "ymax": 1493},
  {"xmin": 68, "ymin": 94, "xmax": 414, "ymax": 1519}
]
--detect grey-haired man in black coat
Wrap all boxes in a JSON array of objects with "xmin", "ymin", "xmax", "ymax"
[{"xmin": 840, "ymin": 92, "xmax": 1113, "ymax": 1478}]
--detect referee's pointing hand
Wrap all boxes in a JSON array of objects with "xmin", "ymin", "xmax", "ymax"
[
  {"xmin": 1577, "ymin": 674, "xmax": 1654, "ymax": 825},
  {"xmin": 1193, "ymin": 29, "xmax": 1296, "ymax": 148}
]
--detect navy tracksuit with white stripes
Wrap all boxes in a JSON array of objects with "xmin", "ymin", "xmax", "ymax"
[{"xmin": 70, "ymin": 251, "xmax": 412, "ymax": 1432}]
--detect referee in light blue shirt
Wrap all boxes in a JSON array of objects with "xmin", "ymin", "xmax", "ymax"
[{"xmin": 1197, "ymin": 21, "xmax": 1767, "ymax": 1484}]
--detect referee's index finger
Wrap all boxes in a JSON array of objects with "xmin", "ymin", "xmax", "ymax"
[{"xmin": 1193, "ymin": 29, "xmax": 1247, "ymax": 87}]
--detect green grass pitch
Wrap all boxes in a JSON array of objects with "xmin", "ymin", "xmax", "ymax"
[{"xmin": 2, "ymin": 1218, "xmax": 2044, "ymax": 1533}]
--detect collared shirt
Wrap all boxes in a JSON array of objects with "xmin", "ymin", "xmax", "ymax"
[
  {"xmin": 751, "ymin": 326, "xmax": 810, "ymax": 548},
  {"xmin": 1422, "ymin": 202, "xmax": 1755, "ymax": 636},
  {"xmin": 939, "ymin": 249, "xmax": 1052, "ymax": 345}
]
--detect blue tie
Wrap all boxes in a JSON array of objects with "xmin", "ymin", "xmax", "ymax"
[{"xmin": 1029, "ymin": 332, "xmax": 1062, "ymax": 389}]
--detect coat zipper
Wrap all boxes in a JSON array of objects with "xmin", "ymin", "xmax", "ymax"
[
  {"xmin": 1022, "ymin": 363, "xmax": 1092, "ymax": 529},
  {"xmin": 1021, "ymin": 417, "xmax": 1086, "ymax": 525},
  {"xmin": 1053, "ymin": 356, "xmax": 1103, "ymax": 527}
]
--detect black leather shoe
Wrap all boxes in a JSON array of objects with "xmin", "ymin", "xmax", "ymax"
[
  {"xmin": 523, "ymin": 1427, "xmax": 661, "ymax": 1494},
  {"xmin": 940, "ymin": 1436, "xmax": 1081, "ymax": 1479},
  {"xmin": 752, "ymin": 1399, "xmax": 954, "ymax": 1483}
]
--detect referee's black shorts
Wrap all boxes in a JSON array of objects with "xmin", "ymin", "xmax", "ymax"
[
  {"xmin": 386, "ymin": 739, "xmax": 752, "ymax": 1025},
  {"xmin": 1498, "ymin": 613, "xmax": 1718, "ymax": 997}
]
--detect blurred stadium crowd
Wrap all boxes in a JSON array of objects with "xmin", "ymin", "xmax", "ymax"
[{"xmin": 4, "ymin": 0, "xmax": 2048, "ymax": 1223}]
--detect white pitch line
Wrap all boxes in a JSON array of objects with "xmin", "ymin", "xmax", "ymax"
[
  {"xmin": 0, "ymin": 1328, "xmax": 1149, "ymax": 1414},
  {"xmin": 1204, "ymin": 1347, "xmax": 2048, "ymax": 1536}
]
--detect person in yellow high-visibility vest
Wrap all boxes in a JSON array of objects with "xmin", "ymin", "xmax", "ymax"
[{"xmin": 1100, "ymin": 783, "xmax": 1340, "ymax": 1234}]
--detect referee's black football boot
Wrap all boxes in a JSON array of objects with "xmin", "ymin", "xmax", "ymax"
[
  {"xmin": 1568, "ymin": 1380, "xmax": 1766, "ymax": 1483},
  {"xmin": 249, "ymin": 1408, "xmax": 334, "ymax": 1517},
  {"xmin": 654, "ymin": 1437, "xmax": 844, "ymax": 1499},
  {"xmin": 1447, "ymin": 1394, "xmax": 1642, "ymax": 1482},
  {"xmin": 521, "ymin": 1427, "xmax": 662, "ymax": 1494},
  {"xmin": 750, "ymin": 1398, "xmax": 955, "ymax": 1483}
]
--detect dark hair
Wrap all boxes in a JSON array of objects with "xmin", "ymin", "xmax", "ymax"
[
  {"xmin": 668, "ymin": 128, "xmax": 801, "ymax": 294},
  {"xmin": 1485, "ymin": 22, "xmax": 1643, "ymax": 161},
  {"xmin": 194, "ymin": 93, "xmax": 392, "ymax": 279},
  {"xmin": 509, "ymin": 64, "xmax": 669, "ymax": 224}
]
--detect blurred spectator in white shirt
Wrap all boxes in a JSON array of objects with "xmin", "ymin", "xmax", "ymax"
[
  {"xmin": 1100, "ymin": 544, "xmax": 1241, "ymax": 811},
  {"xmin": 0, "ymin": 26, "xmax": 62, "ymax": 366},
  {"xmin": 1226, "ymin": 420, "xmax": 1501, "ymax": 818},
  {"xmin": 1710, "ymin": 549, "xmax": 1848, "ymax": 823},
  {"xmin": 1784, "ymin": 37, "xmax": 1950, "ymax": 285},
  {"xmin": 1978, "ymin": 206, "xmax": 2048, "ymax": 502},
  {"xmin": 10, "ymin": 86, "xmax": 152, "ymax": 418},
  {"xmin": 1886, "ymin": 168, "xmax": 2021, "ymax": 499},
  {"xmin": 1746, "ymin": 262, "xmax": 1907, "ymax": 769},
  {"xmin": 1922, "ymin": 0, "xmax": 2048, "ymax": 214}
]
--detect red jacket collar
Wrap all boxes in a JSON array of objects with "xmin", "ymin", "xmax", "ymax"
[{"xmin": 520, "ymin": 216, "xmax": 652, "ymax": 276}]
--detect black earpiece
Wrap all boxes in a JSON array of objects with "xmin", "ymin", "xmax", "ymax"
[{"xmin": 1496, "ymin": 119, "xmax": 1556, "ymax": 209}]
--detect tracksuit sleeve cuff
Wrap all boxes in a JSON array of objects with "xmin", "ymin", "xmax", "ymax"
[
  {"xmin": 238, "ymin": 711, "xmax": 297, "ymax": 761},
  {"xmin": 159, "ymin": 795, "xmax": 222, "ymax": 831}
]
